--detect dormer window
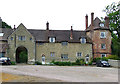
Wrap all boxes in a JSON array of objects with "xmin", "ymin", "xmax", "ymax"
[
  {"xmin": 100, "ymin": 23, "xmax": 104, "ymax": 27},
  {"xmin": 80, "ymin": 37, "xmax": 86, "ymax": 43},
  {"xmin": 49, "ymin": 37, "xmax": 55, "ymax": 43},
  {"xmin": 0, "ymin": 33, "xmax": 4, "ymax": 36}
]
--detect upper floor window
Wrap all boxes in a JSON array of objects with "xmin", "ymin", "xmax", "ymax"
[
  {"xmin": 49, "ymin": 37, "xmax": 55, "ymax": 43},
  {"xmin": 61, "ymin": 42, "xmax": 68, "ymax": 46},
  {"xmin": 76, "ymin": 52, "xmax": 82, "ymax": 57},
  {"xmin": 61, "ymin": 54, "xmax": 68, "ymax": 59},
  {"xmin": 18, "ymin": 36, "xmax": 26, "ymax": 41},
  {"xmin": 99, "ymin": 23, "xmax": 104, "ymax": 27},
  {"xmin": 101, "ymin": 54, "xmax": 106, "ymax": 58},
  {"xmin": 30, "ymin": 37, "xmax": 32, "ymax": 41},
  {"xmin": 100, "ymin": 32, "xmax": 106, "ymax": 38},
  {"xmin": 0, "ymin": 33, "xmax": 4, "ymax": 36},
  {"xmin": 80, "ymin": 37, "xmax": 86, "ymax": 43},
  {"xmin": 101, "ymin": 44, "xmax": 106, "ymax": 49}
]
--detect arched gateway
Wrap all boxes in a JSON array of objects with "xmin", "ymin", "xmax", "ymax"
[{"xmin": 16, "ymin": 46, "xmax": 28, "ymax": 63}]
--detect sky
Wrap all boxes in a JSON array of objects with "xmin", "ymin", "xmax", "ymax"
[{"xmin": 0, "ymin": 0, "xmax": 119, "ymax": 30}]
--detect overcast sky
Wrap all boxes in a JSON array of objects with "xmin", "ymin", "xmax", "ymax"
[{"xmin": 0, "ymin": 0, "xmax": 119, "ymax": 30}]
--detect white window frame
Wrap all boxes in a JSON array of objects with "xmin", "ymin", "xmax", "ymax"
[
  {"xmin": 18, "ymin": 36, "xmax": 26, "ymax": 41},
  {"xmin": 61, "ymin": 54, "xmax": 68, "ymax": 59},
  {"xmin": 0, "ymin": 33, "xmax": 4, "ymax": 36},
  {"xmin": 49, "ymin": 37, "xmax": 55, "ymax": 43},
  {"xmin": 101, "ymin": 54, "xmax": 106, "ymax": 58},
  {"xmin": 100, "ymin": 32, "xmax": 106, "ymax": 38},
  {"xmin": 80, "ymin": 37, "xmax": 86, "ymax": 43},
  {"xmin": 100, "ymin": 23, "xmax": 105, "ymax": 27},
  {"xmin": 76, "ymin": 52, "xmax": 82, "ymax": 57},
  {"xmin": 101, "ymin": 44, "xmax": 106, "ymax": 49}
]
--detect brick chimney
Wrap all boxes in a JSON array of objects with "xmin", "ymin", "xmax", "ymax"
[
  {"xmin": 91, "ymin": 12, "xmax": 94, "ymax": 27},
  {"xmin": 0, "ymin": 17, "xmax": 2, "ymax": 28},
  {"xmin": 70, "ymin": 26, "xmax": 73, "ymax": 40},
  {"xmin": 46, "ymin": 21, "xmax": 49, "ymax": 30},
  {"xmin": 105, "ymin": 16, "xmax": 109, "ymax": 28},
  {"xmin": 85, "ymin": 14, "xmax": 88, "ymax": 29}
]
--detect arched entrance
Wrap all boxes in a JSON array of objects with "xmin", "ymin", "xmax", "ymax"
[{"xmin": 16, "ymin": 46, "xmax": 28, "ymax": 63}]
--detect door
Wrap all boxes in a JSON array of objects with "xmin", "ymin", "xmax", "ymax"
[{"xmin": 42, "ymin": 54, "xmax": 45, "ymax": 64}]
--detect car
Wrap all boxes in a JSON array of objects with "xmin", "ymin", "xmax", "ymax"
[
  {"xmin": 96, "ymin": 60, "xmax": 110, "ymax": 67},
  {"xmin": 0, "ymin": 57, "xmax": 11, "ymax": 65}
]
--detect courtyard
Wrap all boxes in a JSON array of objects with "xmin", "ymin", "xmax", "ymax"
[{"xmin": 0, "ymin": 65, "xmax": 118, "ymax": 82}]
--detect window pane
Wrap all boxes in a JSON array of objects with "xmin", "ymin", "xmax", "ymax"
[
  {"xmin": 62, "ymin": 42, "xmax": 68, "ymax": 46},
  {"xmin": 61, "ymin": 54, "xmax": 68, "ymax": 59}
]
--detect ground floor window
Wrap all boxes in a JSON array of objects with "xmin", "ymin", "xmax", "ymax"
[
  {"xmin": 101, "ymin": 54, "xmax": 106, "ymax": 58},
  {"xmin": 61, "ymin": 54, "xmax": 68, "ymax": 59},
  {"xmin": 50, "ymin": 52, "xmax": 55, "ymax": 57},
  {"xmin": 0, "ymin": 52, "xmax": 5, "ymax": 57},
  {"xmin": 76, "ymin": 52, "xmax": 82, "ymax": 57}
]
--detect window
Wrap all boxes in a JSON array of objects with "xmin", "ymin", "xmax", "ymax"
[
  {"xmin": 61, "ymin": 54, "xmax": 68, "ymax": 59},
  {"xmin": 81, "ymin": 37, "xmax": 86, "ymax": 43},
  {"xmin": 30, "ymin": 37, "xmax": 32, "ymax": 41},
  {"xmin": 101, "ymin": 54, "xmax": 106, "ymax": 58},
  {"xmin": 0, "ymin": 33, "xmax": 4, "ymax": 36},
  {"xmin": 49, "ymin": 37, "xmax": 55, "ymax": 43},
  {"xmin": 18, "ymin": 36, "xmax": 26, "ymax": 41},
  {"xmin": 76, "ymin": 52, "xmax": 82, "ymax": 57},
  {"xmin": 11, "ymin": 37, "xmax": 13, "ymax": 40},
  {"xmin": 62, "ymin": 42, "xmax": 68, "ymax": 46},
  {"xmin": 100, "ymin": 23, "xmax": 104, "ymax": 27},
  {"xmin": 100, "ymin": 32, "xmax": 106, "ymax": 38},
  {"xmin": 101, "ymin": 44, "xmax": 106, "ymax": 49},
  {"xmin": 50, "ymin": 52, "xmax": 55, "ymax": 57},
  {"xmin": 0, "ymin": 52, "xmax": 5, "ymax": 57}
]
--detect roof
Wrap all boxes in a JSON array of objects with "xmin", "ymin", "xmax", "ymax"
[
  {"xmin": 28, "ymin": 29, "xmax": 92, "ymax": 43},
  {"xmin": 86, "ymin": 17, "xmax": 110, "ymax": 31},
  {"xmin": 0, "ymin": 28, "xmax": 92, "ymax": 43}
]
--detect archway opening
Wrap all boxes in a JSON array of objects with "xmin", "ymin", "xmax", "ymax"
[{"xmin": 16, "ymin": 46, "xmax": 28, "ymax": 63}]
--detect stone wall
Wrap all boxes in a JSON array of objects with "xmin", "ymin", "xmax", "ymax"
[
  {"xmin": 108, "ymin": 59, "xmax": 120, "ymax": 68},
  {"xmin": 36, "ymin": 42, "xmax": 92, "ymax": 63}
]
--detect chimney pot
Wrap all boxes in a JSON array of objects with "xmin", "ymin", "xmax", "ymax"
[
  {"xmin": 91, "ymin": 12, "xmax": 94, "ymax": 27},
  {"xmin": 85, "ymin": 14, "xmax": 88, "ymax": 29},
  {"xmin": 46, "ymin": 21, "xmax": 49, "ymax": 30}
]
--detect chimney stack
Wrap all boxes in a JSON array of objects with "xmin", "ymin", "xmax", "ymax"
[
  {"xmin": 85, "ymin": 14, "xmax": 88, "ymax": 29},
  {"xmin": 105, "ymin": 16, "xmax": 109, "ymax": 28},
  {"xmin": 70, "ymin": 26, "xmax": 73, "ymax": 40},
  {"xmin": 91, "ymin": 12, "xmax": 94, "ymax": 27},
  {"xmin": 14, "ymin": 25, "xmax": 16, "ymax": 30},
  {"xmin": 46, "ymin": 21, "xmax": 49, "ymax": 30},
  {"xmin": 0, "ymin": 17, "xmax": 2, "ymax": 28}
]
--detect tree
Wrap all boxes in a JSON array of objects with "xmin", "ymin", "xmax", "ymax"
[
  {"xmin": 2, "ymin": 21, "xmax": 11, "ymax": 28},
  {"xmin": 103, "ymin": 2, "xmax": 120, "ymax": 58}
]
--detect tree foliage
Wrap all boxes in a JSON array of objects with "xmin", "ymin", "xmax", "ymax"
[
  {"xmin": 2, "ymin": 21, "xmax": 11, "ymax": 28},
  {"xmin": 103, "ymin": 2, "xmax": 120, "ymax": 57}
]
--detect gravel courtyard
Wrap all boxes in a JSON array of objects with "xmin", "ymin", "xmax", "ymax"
[{"xmin": 0, "ymin": 65, "xmax": 118, "ymax": 82}]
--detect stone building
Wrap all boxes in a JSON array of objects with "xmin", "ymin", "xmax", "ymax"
[{"xmin": 0, "ymin": 13, "xmax": 111, "ymax": 64}]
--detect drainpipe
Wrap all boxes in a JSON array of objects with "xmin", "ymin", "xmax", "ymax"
[{"xmin": 35, "ymin": 41, "xmax": 36, "ymax": 62}]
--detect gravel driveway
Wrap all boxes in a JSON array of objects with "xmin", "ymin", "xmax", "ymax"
[{"xmin": 1, "ymin": 65, "xmax": 118, "ymax": 82}]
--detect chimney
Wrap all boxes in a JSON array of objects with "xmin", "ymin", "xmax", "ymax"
[
  {"xmin": 0, "ymin": 17, "xmax": 2, "ymax": 28},
  {"xmin": 70, "ymin": 26, "xmax": 73, "ymax": 40},
  {"xmin": 14, "ymin": 25, "xmax": 16, "ymax": 30},
  {"xmin": 105, "ymin": 16, "xmax": 109, "ymax": 28},
  {"xmin": 46, "ymin": 21, "xmax": 49, "ymax": 30},
  {"xmin": 85, "ymin": 14, "xmax": 88, "ymax": 29},
  {"xmin": 91, "ymin": 12, "xmax": 94, "ymax": 27}
]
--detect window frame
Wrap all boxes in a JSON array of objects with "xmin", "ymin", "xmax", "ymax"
[
  {"xmin": 100, "ymin": 32, "xmax": 106, "ymax": 38},
  {"xmin": 101, "ymin": 54, "xmax": 106, "ymax": 58},
  {"xmin": 49, "ymin": 37, "xmax": 55, "ymax": 43},
  {"xmin": 18, "ymin": 36, "xmax": 26, "ymax": 41},
  {"xmin": 50, "ymin": 52, "xmax": 55, "ymax": 57},
  {"xmin": 61, "ymin": 42, "xmax": 68, "ymax": 46},
  {"xmin": 76, "ymin": 52, "xmax": 82, "ymax": 57},
  {"xmin": 61, "ymin": 54, "xmax": 68, "ymax": 59},
  {"xmin": 101, "ymin": 44, "xmax": 106, "ymax": 49},
  {"xmin": 80, "ymin": 37, "xmax": 86, "ymax": 44}
]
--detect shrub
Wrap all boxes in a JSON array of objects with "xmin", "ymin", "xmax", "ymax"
[
  {"xmin": 75, "ymin": 59, "xmax": 84, "ymax": 65},
  {"xmin": 107, "ymin": 55, "xmax": 120, "ymax": 60},
  {"xmin": 53, "ymin": 61, "xmax": 72, "ymax": 66},
  {"xmin": 35, "ymin": 61, "xmax": 42, "ymax": 65},
  {"xmin": 10, "ymin": 61, "xmax": 16, "ymax": 65}
]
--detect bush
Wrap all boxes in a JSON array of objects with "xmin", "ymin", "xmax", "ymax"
[
  {"xmin": 35, "ymin": 61, "xmax": 42, "ymax": 65},
  {"xmin": 53, "ymin": 61, "xmax": 72, "ymax": 66},
  {"xmin": 107, "ymin": 55, "xmax": 120, "ymax": 60},
  {"xmin": 75, "ymin": 59, "xmax": 85, "ymax": 65},
  {"xmin": 10, "ymin": 61, "xmax": 16, "ymax": 65}
]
